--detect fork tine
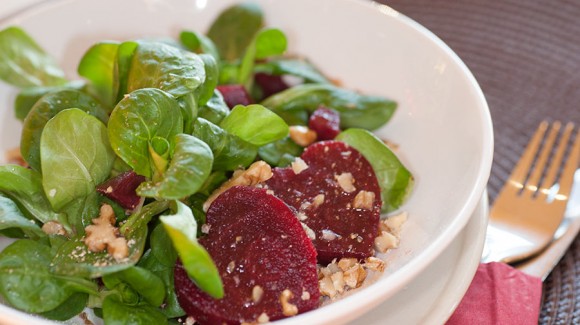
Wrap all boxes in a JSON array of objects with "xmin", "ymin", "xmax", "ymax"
[
  {"xmin": 506, "ymin": 121, "xmax": 549, "ymax": 194},
  {"xmin": 557, "ymin": 124, "xmax": 580, "ymax": 198},
  {"xmin": 536, "ymin": 122, "xmax": 574, "ymax": 200},
  {"xmin": 523, "ymin": 121, "xmax": 561, "ymax": 198}
]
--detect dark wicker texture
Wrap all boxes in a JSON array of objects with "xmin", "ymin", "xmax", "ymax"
[{"xmin": 379, "ymin": 0, "xmax": 580, "ymax": 323}]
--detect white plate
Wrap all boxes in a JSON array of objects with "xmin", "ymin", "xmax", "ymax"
[
  {"xmin": 0, "ymin": 0, "xmax": 493, "ymax": 324},
  {"xmin": 352, "ymin": 192, "xmax": 488, "ymax": 324}
]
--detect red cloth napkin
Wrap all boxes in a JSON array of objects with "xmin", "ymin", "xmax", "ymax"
[{"xmin": 446, "ymin": 262, "xmax": 543, "ymax": 325}]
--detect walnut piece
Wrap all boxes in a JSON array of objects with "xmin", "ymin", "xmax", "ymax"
[
  {"xmin": 374, "ymin": 212, "xmax": 407, "ymax": 253},
  {"xmin": 84, "ymin": 204, "xmax": 129, "ymax": 261},
  {"xmin": 252, "ymin": 285, "xmax": 264, "ymax": 303},
  {"xmin": 42, "ymin": 221, "xmax": 67, "ymax": 236},
  {"xmin": 280, "ymin": 289, "xmax": 298, "ymax": 316},
  {"xmin": 203, "ymin": 161, "xmax": 273, "ymax": 211},
  {"xmin": 289, "ymin": 125, "xmax": 317, "ymax": 147},
  {"xmin": 334, "ymin": 173, "xmax": 356, "ymax": 193},
  {"xmin": 374, "ymin": 231, "xmax": 399, "ymax": 253},
  {"xmin": 291, "ymin": 157, "xmax": 309, "ymax": 174},
  {"xmin": 352, "ymin": 190, "xmax": 375, "ymax": 210}
]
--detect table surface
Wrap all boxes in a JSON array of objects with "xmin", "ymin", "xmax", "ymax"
[
  {"xmin": 382, "ymin": 0, "xmax": 580, "ymax": 323},
  {"xmin": 1, "ymin": 0, "xmax": 579, "ymax": 323}
]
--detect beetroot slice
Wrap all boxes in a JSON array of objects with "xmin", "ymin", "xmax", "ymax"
[
  {"xmin": 96, "ymin": 171, "xmax": 145, "ymax": 210},
  {"xmin": 308, "ymin": 106, "xmax": 341, "ymax": 140},
  {"xmin": 265, "ymin": 141, "xmax": 381, "ymax": 264},
  {"xmin": 174, "ymin": 186, "xmax": 319, "ymax": 325},
  {"xmin": 254, "ymin": 72, "xmax": 290, "ymax": 100},
  {"xmin": 216, "ymin": 84, "xmax": 253, "ymax": 109}
]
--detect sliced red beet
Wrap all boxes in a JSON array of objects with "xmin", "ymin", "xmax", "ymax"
[
  {"xmin": 265, "ymin": 141, "xmax": 381, "ymax": 264},
  {"xmin": 308, "ymin": 107, "xmax": 341, "ymax": 140},
  {"xmin": 174, "ymin": 186, "xmax": 319, "ymax": 325},
  {"xmin": 254, "ymin": 72, "xmax": 290, "ymax": 99},
  {"xmin": 96, "ymin": 171, "xmax": 145, "ymax": 210},
  {"xmin": 216, "ymin": 84, "xmax": 253, "ymax": 109}
]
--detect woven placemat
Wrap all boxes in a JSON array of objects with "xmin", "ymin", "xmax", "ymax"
[{"xmin": 380, "ymin": 0, "xmax": 580, "ymax": 323}]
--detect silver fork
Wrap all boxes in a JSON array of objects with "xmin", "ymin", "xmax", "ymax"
[{"xmin": 481, "ymin": 121, "xmax": 580, "ymax": 264}]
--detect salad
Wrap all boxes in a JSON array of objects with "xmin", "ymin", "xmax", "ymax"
[{"xmin": 0, "ymin": 3, "xmax": 413, "ymax": 324}]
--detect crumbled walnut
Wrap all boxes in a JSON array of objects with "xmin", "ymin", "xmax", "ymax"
[
  {"xmin": 364, "ymin": 256, "xmax": 386, "ymax": 272},
  {"xmin": 343, "ymin": 264, "xmax": 366, "ymax": 289},
  {"xmin": 203, "ymin": 161, "xmax": 273, "ymax": 211},
  {"xmin": 321, "ymin": 229, "xmax": 340, "ymax": 241},
  {"xmin": 382, "ymin": 211, "xmax": 408, "ymax": 236},
  {"xmin": 334, "ymin": 173, "xmax": 356, "ymax": 193},
  {"xmin": 5, "ymin": 147, "xmax": 27, "ymax": 167},
  {"xmin": 108, "ymin": 237, "xmax": 129, "ymax": 260},
  {"xmin": 374, "ymin": 231, "xmax": 399, "ymax": 253},
  {"xmin": 84, "ymin": 204, "xmax": 129, "ymax": 261},
  {"xmin": 330, "ymin": 271, "xmax": 345, "ymax": 294},
  {"xmin": 289, "ymin": 126, "xmax": 317, "ymax": 147},
  {"xmin": 252, "ymin": 285, "xmax": 264, "ymax": 303},
  {"xmin": 352, "ymin": 190, "xmax": 375, "ymax": 210},
  {"xmin": 257, "ymin": 313, "xmax": 269, "ymax": 323},
  {"xmin": 227, "ymin": 261, "xmax": 236, "ymax": 273},
  {"xmin": 280, "ymin": 289, "xmax": 298, "ymax": 316},
  {"xmin": 301, "ymin": 222, "xmax": 316, "ymax": 240},
  {"xmin": 41, "ymin": 221, "xmax": 67, "ymax": 236},
  {"xmin": 337, "ymin": 258, "xmax": 358, "ymax": 272},
  {"xmin": 185, "ymin": 316, "xmax": 196, "ymax": 325},
  {"xmin": 319, "ymin": 275, "xmax": 337, "ymax": 298},
  {"xmin": 312, "ymin": 194, "xmax": 325, "ymax": 208},
  {"xmin": 291, "ymin": 157, "xmax": 309, "ymax": 174},
  {"xmin": 301, "ymin": 290, "xmax": 311, "ymax": 300},
  {"xmin": 318, "ymin": 257, "xmax": 382, "ymax": 298}
]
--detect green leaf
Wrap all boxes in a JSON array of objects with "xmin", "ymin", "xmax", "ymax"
[
  {"xmin": 52, "ymin": 201, "xmax": 169, "ymax": 278},
  {"xmin": 220, "ymin": 104, "xmax": 289, "ymax": 146},
  {"xmin": 103, "ymin": 266, "xmax": 166, "ymax": 307},
  {"xmin": 238, "ymin": 28, "xmax": 287, "ymax": 87},
  {"xmin": 336, "ymin": 128, "xmax": 414, "ymax": 212},
  {"xmin": 102, "ymin": 295, "xmax": 167, "ymax": 325},
  {"xmin": 40, "ymin": 108, "xmax": 115, "ymax": 211},
  {"xmin": 192, "ymin": 118, "xmax": 257, "ymax": 171},
  {"xmin": 258, "ymin": 136, "xmax": 303, "ymax": 167},
  {"xmin": 254, "ymin": 58, "xmax": 330, "ymax": 84},
  {"xmin": 160, "ymin": 201, "xmax": 223, "ymax": 299},
  {"xmin": 14, "ymin": 80, "xmax": 86, "ymax": 121},
  {"xmin": 0, "ymin": 240, "xmax": 97, "ymax": 313},
  {"xmin": 21, "ymin": 89, "xmax": 108, "ymax": 171},
  {"xmin": 177, "ymin": 92, "xmax": 197, "ymax": 134},
  {"xmin": 127, "ymin": 41, "xmax": 205, "ymax": 97},
  {"xmin": 113, "ymin": 41, "xmax": 138, "ymax": 103},
  {"xmin": 39, "ymin": 292, "xmax": 88, "ymax": 321},
  {"xmin": 108, "ymin": 88, "xmax": 183, "ymax": 178},
  {"xmin": 198, "ymin": 89, "xmax": 230, "ymax": 125},
  {"xmin": 78, "ymin": 41, "xmax": 120, "ymax": 108},
  {"xmin": 138, "ymin": 223, "xmax": 184, "ymax": 318},
  {"xmin": 0, "ymin": 26, "xmax": 66, "ymax": 87},
  {"xmin": 207, "ymin": 3, "xmax": 263, "ymax": 61},
  {"xmin": 179, "ymin": 30, "xmax": 220, "ymax": 61},
  {"xmin": 0, "ymin": 165, "xmax": 66, "ymax": 226},
  {"xmin": 261, "ymin": 83, "xmax": 397, "ymax": 130},
  {"xmin": 0, "ymin": 194, "xmax": 44, "ymax": 238},
  {"xmin": 195, "ymin": 54, "xmax": 219, "ymax": 106},
  {"xmin": 137, "ymin": 134, "xmax": 213, "ymax": 199},
  {"xmin": 59, "ymin": 191, "xmax": 100, "ymax": 235}
]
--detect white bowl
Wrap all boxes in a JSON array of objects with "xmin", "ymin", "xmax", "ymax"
[{"xmin": 0, "ymin": 0, "xmax": 493, "ymax": 323}]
